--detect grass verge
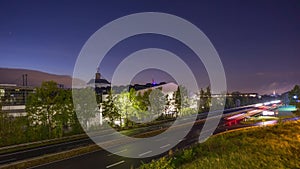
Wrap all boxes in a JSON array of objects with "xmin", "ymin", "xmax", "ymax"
[{"xmin": 140, "ymin": 120, "xmax": 300, "ymax": 169}]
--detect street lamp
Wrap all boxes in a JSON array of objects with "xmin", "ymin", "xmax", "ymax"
[{"xmin": 293, "ymin": 95, "xmax": 298, "ymax": 99}]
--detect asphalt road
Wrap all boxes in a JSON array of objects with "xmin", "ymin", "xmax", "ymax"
[
  {"xmin": 30, "ymin": 118, "xmax": 252, "ymax": 169},
  {"xmin": 0, "ymin": 121, "xmax": 176, "ymax": 166},
  {"xmin": 0, "ymin": 106, "xmax": 254, "ymax": 168}
]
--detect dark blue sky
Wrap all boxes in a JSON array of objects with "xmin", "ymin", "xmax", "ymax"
[{"xmin": 0, "ymin": 1, "xmax": 299, "ymax": 94}]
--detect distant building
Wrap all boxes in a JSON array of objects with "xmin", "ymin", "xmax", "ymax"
[
  {"xmin": 0, "ymin": 84, "xmax": 34, "ymax": 117},
  {"xmin": 228, "ymin": 93, "xmax": 259, "ymax": 98},
  {"xmin": 281, "ymin": 92, "xmax": 290, "ymax": 105},
  {"xmin": 137, "ymin": 82, "xmax": 178, "ymax": 98},
  {"xmin": 87, "ymin": 71, "xmax": 111, "ymax": 101},
  {"xmin": 87, "ymin": 71, "xmax": 111, "ymax": 88},
  {"xmin": 129, "ymin": 81, "xmax": 166, "ymax": 91}
]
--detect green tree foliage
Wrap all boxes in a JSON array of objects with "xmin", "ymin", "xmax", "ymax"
[
  {"xmin": 0, "ymin": 113, "xmax": 28, "ymax": 146},
  {"xmin": 136, "ymin": 89, "xmax": 151, "ymax": 112},
  {"xmin": 128, "ymin": 88, "xmax": 151, "ymax": 123},
  {"xmin": 114, "ymin": 88, "xmax": 153, "ymax": 126},
  {"xmin": 26, "ymin": 81, "xmax": 75, "ymax": 139},
  {"xmin": 225, "ymin": 96, "xmax": 235, "ymax": 109},
  {"xmin": 174, "ymin": 86, "xmax": 191, "ymax": 117},
  {"xmin": 164, "ymin": 94, "xmax": 171, "ymax": 115},
  {"xmin": 102, "ymin": 90, "xmax": 120, "ymax": 127},
  {"xmin": 149, "ymin": 88, "xmax": 165, "ymax": 118},
  {"xmin": 135, "ymin": 89, "xmax": 157, "ymax": 122},
  {"xmin": 115, "ymin": 90, "xmax": 133, "ymax": 126},
  {"xmin": 174, "ymin": 87, "xmax": 182, "ymax": 115},
  {"xmin": 289, "ymin": 85, "xmax": 300, "ymax": 108},
  {"xmin": 198, "ymin": 86, "xmax": 211, "ymax": 113},
  {"xmin": 72, "ymin": 87, "xmax": 98, "ymax": 130}
]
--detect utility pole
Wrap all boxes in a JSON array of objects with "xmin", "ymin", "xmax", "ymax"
[
  {"xmin": 22, "ymin": 74, "xmax": 25, "ymax": 86},
  {"xmin": 25, "ymin": 74, "xmax": 27, "ymax": 104},
  {"xmin": 25, "ymin": 74, "xmax": 27, "ymax": 86},
  {"xmin": 22, "ymin": 74, "xmax": 28, "ymax": 104},
  {"xmin": 22, "ymin": 74, "xmax": 25, "ymax": 104}
]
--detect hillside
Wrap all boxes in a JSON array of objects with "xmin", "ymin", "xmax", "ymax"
[{"xmin": 0, "ymin": 68, "xmax": 85, "ymax": 88}]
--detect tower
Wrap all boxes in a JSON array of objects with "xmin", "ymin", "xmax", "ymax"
[{"xmin": 96, "ymin": 67, "xmax": 101, "ymax": 80}]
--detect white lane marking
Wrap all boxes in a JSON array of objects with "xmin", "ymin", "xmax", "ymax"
[
  {"xmin": 138, "ymin": 150, "xmax": 152, "ymax": 157},
  {"xmin": 178, "ymin": 138, "xmax": 186, "ymax": 142},
  {"xmin": 160, "ymin": 144, "xmax": 170, "ymax": 149},
  {"xmin": 107, "ymin": 149, "xmax": 127, "ymax": 156},
  {"xmin": 106, "ymin": 160, "xmax": 125, "ymax": 168},
  {"xmin": 0, "ymin": 158, "xmax": 16, "ymax": 164}
]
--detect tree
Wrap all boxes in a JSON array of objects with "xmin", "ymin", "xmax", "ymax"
[
  {"xmin": 54, "ymin": 89, "xmax": 75, "ymax": 136},
  {"xmin": 26, "ymin": 81, "xmax": 75, "ymax": 139},
  {"xmin": 127, "ymin": 88, "xmax": 150, "ymax": 124},
  {"xmin": 1, "ymin": 101, "xmax": 33, "ymax": 145},
  {"xmin": 225, "ymin": 95, "xmax": 235, "ymax": 109},
  {"xmin": 72, "ymin": 87, "xmax": 98, "ymax": 130},
  {"xmin": 164, "ymin": 94, "xmax": 171, "ymax": 116},
  {"xmin": 198, "ymin": 88, "xmax": 206, "ymax": 113},
  {"xmin": 174, "ymin": 86, "xmax": 190, "ymax": 117},
  {"xmin": 204, "ymin": 86, "xmax": 212, "ymax": 110},
  {"xmin": 148, "ymin": 88, "xmax": 165, "ymax": 119},
  {"xmin": 137, "ymin": 89, "xmax": 151, "ymax": 112},
  {"xmin": 115, "ymin": 91, "xmax": 130, "ymax": 127},
  {"xmin": 289, "ymin": 85, "xmax": 300, "ymax": 107},
  {"xmin": 102, "ymin": 90, "xmax": 120, "ymax": 127},
  {"xmin": 108, "ymin": 88, "xmax": 154, "ymax": 126},
  {"xmin": 135, "ymin": 90, "xmax": 154, "ymax": 122},
  {"xmin": 0, "ymin": 111, "xmax": 28, "ymax": 146},
  {"xmin": 174, "ymin": 87, "xmax": 182, "ymax": 116},
  {"xmin": 231, "ymin": 91, "xmax": 242, "ymax": 107},
  {"xmin": 198, "ymin": 86, "xmax": 211, "ymax": 113}
]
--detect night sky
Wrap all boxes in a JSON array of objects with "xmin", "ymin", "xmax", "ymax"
[{"xmin": 0, "ymin": 1, "xmax": 299, "ymax": 94}]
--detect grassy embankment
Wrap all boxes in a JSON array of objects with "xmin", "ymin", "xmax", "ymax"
[{"xmin": 141, "ymin": 120, "xmax": 300, "ymax": 169}]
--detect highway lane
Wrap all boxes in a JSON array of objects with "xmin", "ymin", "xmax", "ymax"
[
  {"xmin": 0, "ymin": 121, "xmax": 175, "ymax": 166},
  {"xmin": 31, "ymin": 117, "xmax": 253, "ymax": 169},
  {"xmin": 0, "ymin": 137, "xmax": 94, "ymax": 165},
  {"xmin": 0, "ymin": 105, "xmax": 254, "ymax": 167},
  {"xmin": 30, "ymin": 112, "xmax": 277, "ymax": 169}
]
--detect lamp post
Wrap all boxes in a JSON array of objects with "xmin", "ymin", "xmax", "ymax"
[{"xmin": 99, "ymin": 103, "xmax": 103, "ymax": 126}]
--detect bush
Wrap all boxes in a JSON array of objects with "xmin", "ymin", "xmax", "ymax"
[{"xmin": 140, "ymin": 157, "xmax": 174, "ymax": 169}]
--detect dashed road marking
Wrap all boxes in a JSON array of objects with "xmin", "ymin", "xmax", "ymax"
[
  {"xmin": 138, "ymin": 150, "xmax": 152, "ymax": 157},
  {"xmin": 178, "ymin": 138, "xmax": 186, "ymax": 142},
  {"xmin": 107, "ymin": 149, "xmax": 127, "ymax": 156},
  {"xmin": 160, "ymin": 144, "xmax": 170, "ymax": 149},
  {"xmin": 106, "ymin": 160, "xmax": 125, "ymax": 168}
]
